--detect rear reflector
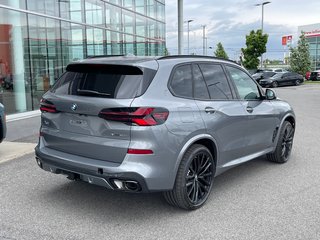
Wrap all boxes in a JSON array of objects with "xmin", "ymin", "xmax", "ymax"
[
  {"xmin": 40, "ymin": 98, "xmax": 58, "ymax": 113},
  {"xmin": 127, "ymin": 149, "xmax": 154, "ymax": 154},
  {"xmin": 99, "ymin": 107, "xmax": 169, "ymax": 126}
]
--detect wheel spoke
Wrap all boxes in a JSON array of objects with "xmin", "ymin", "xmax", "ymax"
[
  {"xmin": 281, "ymin": 144, "xmax": 286, "ymax": 157},
  {"xmin": 198, "ymin": 182, "xmax": 204, "ymax": 198},
  {"xmin": 194, "ymin": 182, "xmax": 199, "ymax": 202},
  {"xmin": 186, "ymin": 181, "xmax": 193, "ymax": 187},
  {"xmin": 199, "ymin": 162, "xmax": 212, "ymax": 176},
  {"xmin": 198, "ymin": 172, "xmax": 213, "ymax": 178},
  {"xmin": 189, "ymin": 164, "xmax": 195, "ymax": 175},
  {"xmin": 284, "ymin": 126, "xmax": 294, "ymax": 141},
  {"xmin": 188, "ymin": 182, "xmax": 195, "ymax": 197},
  {"xmin": 199, "ymin": 157, "xmax": 209, "ymax": 173}
]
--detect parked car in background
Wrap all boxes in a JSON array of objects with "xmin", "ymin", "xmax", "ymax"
[
  {"xmin": 305, "ymin": 71, "xmax": 311, "ymax": 80},
  {"xmin": 309, "ymin": 70, "xmax": 320, "ymax": 81},
  {"xmin": 259, "ymin": 72, "xmax": 304, "ymax": 88},
  {"xmin": 271, "ymin": 68, "xmax": 287, "ymax": 73},
  {"xmin": 0, "ymin": 103, "xmax": 6, "ymax": 143},
  {"xmin": 35, "ymin": 55, "xmax": 296, "ymax": 210},
  {"xmin": 252, "ymin": 71, "xmax": 276, "ymax": 83}
]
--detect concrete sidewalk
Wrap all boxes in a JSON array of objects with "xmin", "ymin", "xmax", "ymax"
[
  {"xmin": 0, "ymin": 115, "xmax": 40, "ymax": 164},
  {"xmin": 0, "ymin": 141, "xmax": 36, "ymax": 164}
]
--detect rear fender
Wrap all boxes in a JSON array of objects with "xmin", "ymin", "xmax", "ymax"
[{"xmin": 173, "ymin": 134, "xmax": 219, "ymax": 179}]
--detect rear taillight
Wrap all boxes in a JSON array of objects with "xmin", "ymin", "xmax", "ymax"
[
  {"xmin": 40, "ymin": 98, "xmax": 58, "ymax": 113},
  {"xmin": 127, "ymin": 149, "xmax": 154, "ymax": 154},
  {"xmin": 98, "ymin": 107, "xmax": 169, "ymax": 126}
]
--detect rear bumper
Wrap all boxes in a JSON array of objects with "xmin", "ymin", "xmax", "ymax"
[{"xmin": 35, "ymin": 138, "xmax": 176, "ymax": 192}]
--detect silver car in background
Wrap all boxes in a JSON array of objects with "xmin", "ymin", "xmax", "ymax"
[
  {"xmin": 35, "ymin": 56, "xmax": 296, "ymax": 210},
  {"xmin": 0, "ymin": 103, "xmax": 6, "ymax": 143}
]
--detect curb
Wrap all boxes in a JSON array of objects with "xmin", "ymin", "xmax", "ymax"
[{"xmin": 6, "ymin": 110, "xmax": 41, "ymax": 123}]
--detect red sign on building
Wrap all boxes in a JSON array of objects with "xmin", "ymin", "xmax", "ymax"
[
  {"xmin": 282, "ymin": 36, "xmax": 287, "ymax": 46},
  {"xmin": 282, "ymin": 35, "xmax": 293, "ymax": 46}
]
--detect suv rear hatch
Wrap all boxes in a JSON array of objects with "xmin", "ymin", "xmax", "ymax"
[{"xmin": 40, "ymin": 61, "xmax": 157, "ymax": 163}]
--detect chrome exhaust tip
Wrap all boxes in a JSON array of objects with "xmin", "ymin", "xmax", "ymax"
[
  {"xmin": 123, "ymin": 181, "xmax": 141, "ymax": 192},
  {"xmin": 35, "ymin": 157, "xmax": 42, "ymax": 168},
  {"xmin": 112, "ymin": 179, "xmax": 141, "ymax": 192}
]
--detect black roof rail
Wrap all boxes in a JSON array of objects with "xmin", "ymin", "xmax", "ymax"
[
  {"xmin": 157, "ymin": 55, "xmax": 239, "ymax": 65},
  {"xmin": 86, "ymin": 54, "xmax": 125, "ymax": 59}
]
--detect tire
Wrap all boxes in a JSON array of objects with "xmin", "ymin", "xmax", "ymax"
[
  {"xmin": 272, "ymin": 81, "xmax": 278, "ymax": 88},
  {"xmin": 267, "ymin": 121, "xmax": 294, "ymax": 163},
  {"xmin": 295, "ymin": 80, "xmax": 301, "ymax": 86},
  {"xmin": 163, "ymin": 144, "xmax": 215, "ymax": 210}
]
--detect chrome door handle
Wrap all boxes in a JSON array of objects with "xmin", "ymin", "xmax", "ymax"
[
  {"xmin": 205, "ymin": 107, "xmax": 215, "ymax": 114},
  {"xmin": 246, "ymin": 106, "xmax": 253, "ymax": 113}
]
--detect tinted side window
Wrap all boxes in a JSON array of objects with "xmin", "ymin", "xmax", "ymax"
[
  {"xmin": 199, "ymin": 64, "xmax": 232, "ymax": 100},
  {"xmin": 170, "ymin": 65, "xmax": 193, "ymax": 98},
  {"xmin": 193, "ymin": 64, "xmax": 210, "ymax": 100},
  {"xmin": 226, "ymin": 66, "xmax": 260, "ymax": 100}
]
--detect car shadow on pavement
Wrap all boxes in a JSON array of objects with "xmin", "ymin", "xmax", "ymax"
[{"xmin": 40, "ymin": 155, "xmax": 280, "ymax": 221}]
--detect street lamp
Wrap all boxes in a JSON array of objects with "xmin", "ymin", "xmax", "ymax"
[
  {"xmin": 178, "ymin": 0, "xmax": 183, "ymax": 55},
  {"xmin": 255, "ymin": 1, "xmax": 271, "ymax": 68},
  {"xmin": 187, "ymin": 20, "xmax": 193, "ymax": 55}
]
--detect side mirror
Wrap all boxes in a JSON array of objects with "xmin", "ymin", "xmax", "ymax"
[{"xmin": 265, "ymin": 88, "xmax": 277, "ymax": 100}]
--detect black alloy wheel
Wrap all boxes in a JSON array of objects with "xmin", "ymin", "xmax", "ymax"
[
  {"xmin": 272, "ymin": 81, "xmax": 278, "ymax": 88},
  {"xmin": 185, "ymin": 150, "xmax": 213, "ymax": 205},
  {"xmin": 280, "ymin": 123, "xmax": 294, "ymax": 161},
  {"xmin": 267, "ymin": 121, "xmax": 294, "ymax": 163},
  {"xmin": 295, "ymin": 79, "xmax": 301, "ymax": 86},
  {"xmin": 163, "ymin": 144, "xmax": 215, "ymax": 210}
]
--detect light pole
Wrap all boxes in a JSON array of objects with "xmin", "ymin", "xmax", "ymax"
[
  {"xmin": 178, "ymin": 0, "xmax": 183, "ymax": 55},
  {"xmin": 187, "ymin": 20, "xmax": 193, "ymax": 55},
  {"xmin": 202, "ymin": 25, "xmax": 206, "ymax": 55},
  {"xmin": 255, "ymin": 1, "xmax": 271, "ymax": 68}
]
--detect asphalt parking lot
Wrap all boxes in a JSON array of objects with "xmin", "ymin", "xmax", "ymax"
[{"xmin": 0, "ymin": 84, "xmax": 319, "ymax": 240}]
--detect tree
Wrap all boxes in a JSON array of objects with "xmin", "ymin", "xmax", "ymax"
[
  {"xmin": 289, "ymin": 32, "xmax": 311, "ymax": 76},
  {"xmin": 214, "ymin": 42, "xmax": 229, "ymax": 59},
  {"xmin": 164, "ymin": 47, "xmax": 170, "ymax": 56},
  {"xmin": 241, "ymin": 30, "xmax": 268, "ymax": 69}
]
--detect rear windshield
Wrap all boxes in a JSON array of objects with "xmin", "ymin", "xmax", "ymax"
[{"xmin": 50, "ymin": 64, "xmax": 156, "ymax": 99}]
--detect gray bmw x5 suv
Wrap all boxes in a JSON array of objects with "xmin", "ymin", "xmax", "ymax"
[{"xmin": 35, "ymin": 55, "xmax": 295, "ymax": 210}]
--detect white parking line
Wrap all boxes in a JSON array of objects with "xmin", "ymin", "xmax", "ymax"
[{"xmin": 0, "ymin": 141, "xmax": 36, "ymax": 164}]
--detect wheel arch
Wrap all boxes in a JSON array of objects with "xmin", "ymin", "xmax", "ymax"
[
  {"xmin": 174, "ymin": 134, "xmax": 219, "ymax": 179},
  {"xmin": 284, "ymin": 114, "xmax": 295, "ymax": 129},
  {"xmin": 274, "ymin": 113, "xmax": 296, "ymax": 146}
]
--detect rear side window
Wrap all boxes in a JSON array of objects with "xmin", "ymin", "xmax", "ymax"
[
  {"xmin": 193, "ymin": 64, "xmax": 210, "ymax": 100},
  {"xmin": 198, "ymin": 64, "xmax": 233, "ymax": 100},
  {"xmin": 51, "ymin": 64, "xmax": 155, "ymax": 99},
  {"xmin": 170, "ymin": 65, "xmax": 193, "ymax": 98}
]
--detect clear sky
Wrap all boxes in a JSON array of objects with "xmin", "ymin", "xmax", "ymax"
[{"xmin": 165, "ymin": 0, "xmax": 320, "ymax": 60}]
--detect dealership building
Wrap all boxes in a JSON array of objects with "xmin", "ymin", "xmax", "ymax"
[
  {"xmin": 298, "ymin": 23, "xmax": 320, "ymax": 71},
  {"xmin": 0, "ymin": 0, "xmax": 165, "ymax": 115}
]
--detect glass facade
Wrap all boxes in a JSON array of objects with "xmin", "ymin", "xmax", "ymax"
[
  {"xmin": 0, "ymin": 0, "xmax": 165, "ymax": 114},
  {"xmin": 298, "ymin": 23, "xmax": 320, "ymax": 71},
  {"xmin": 306, "ymin": 36, "xmax": 320, "ymax": 71}
]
